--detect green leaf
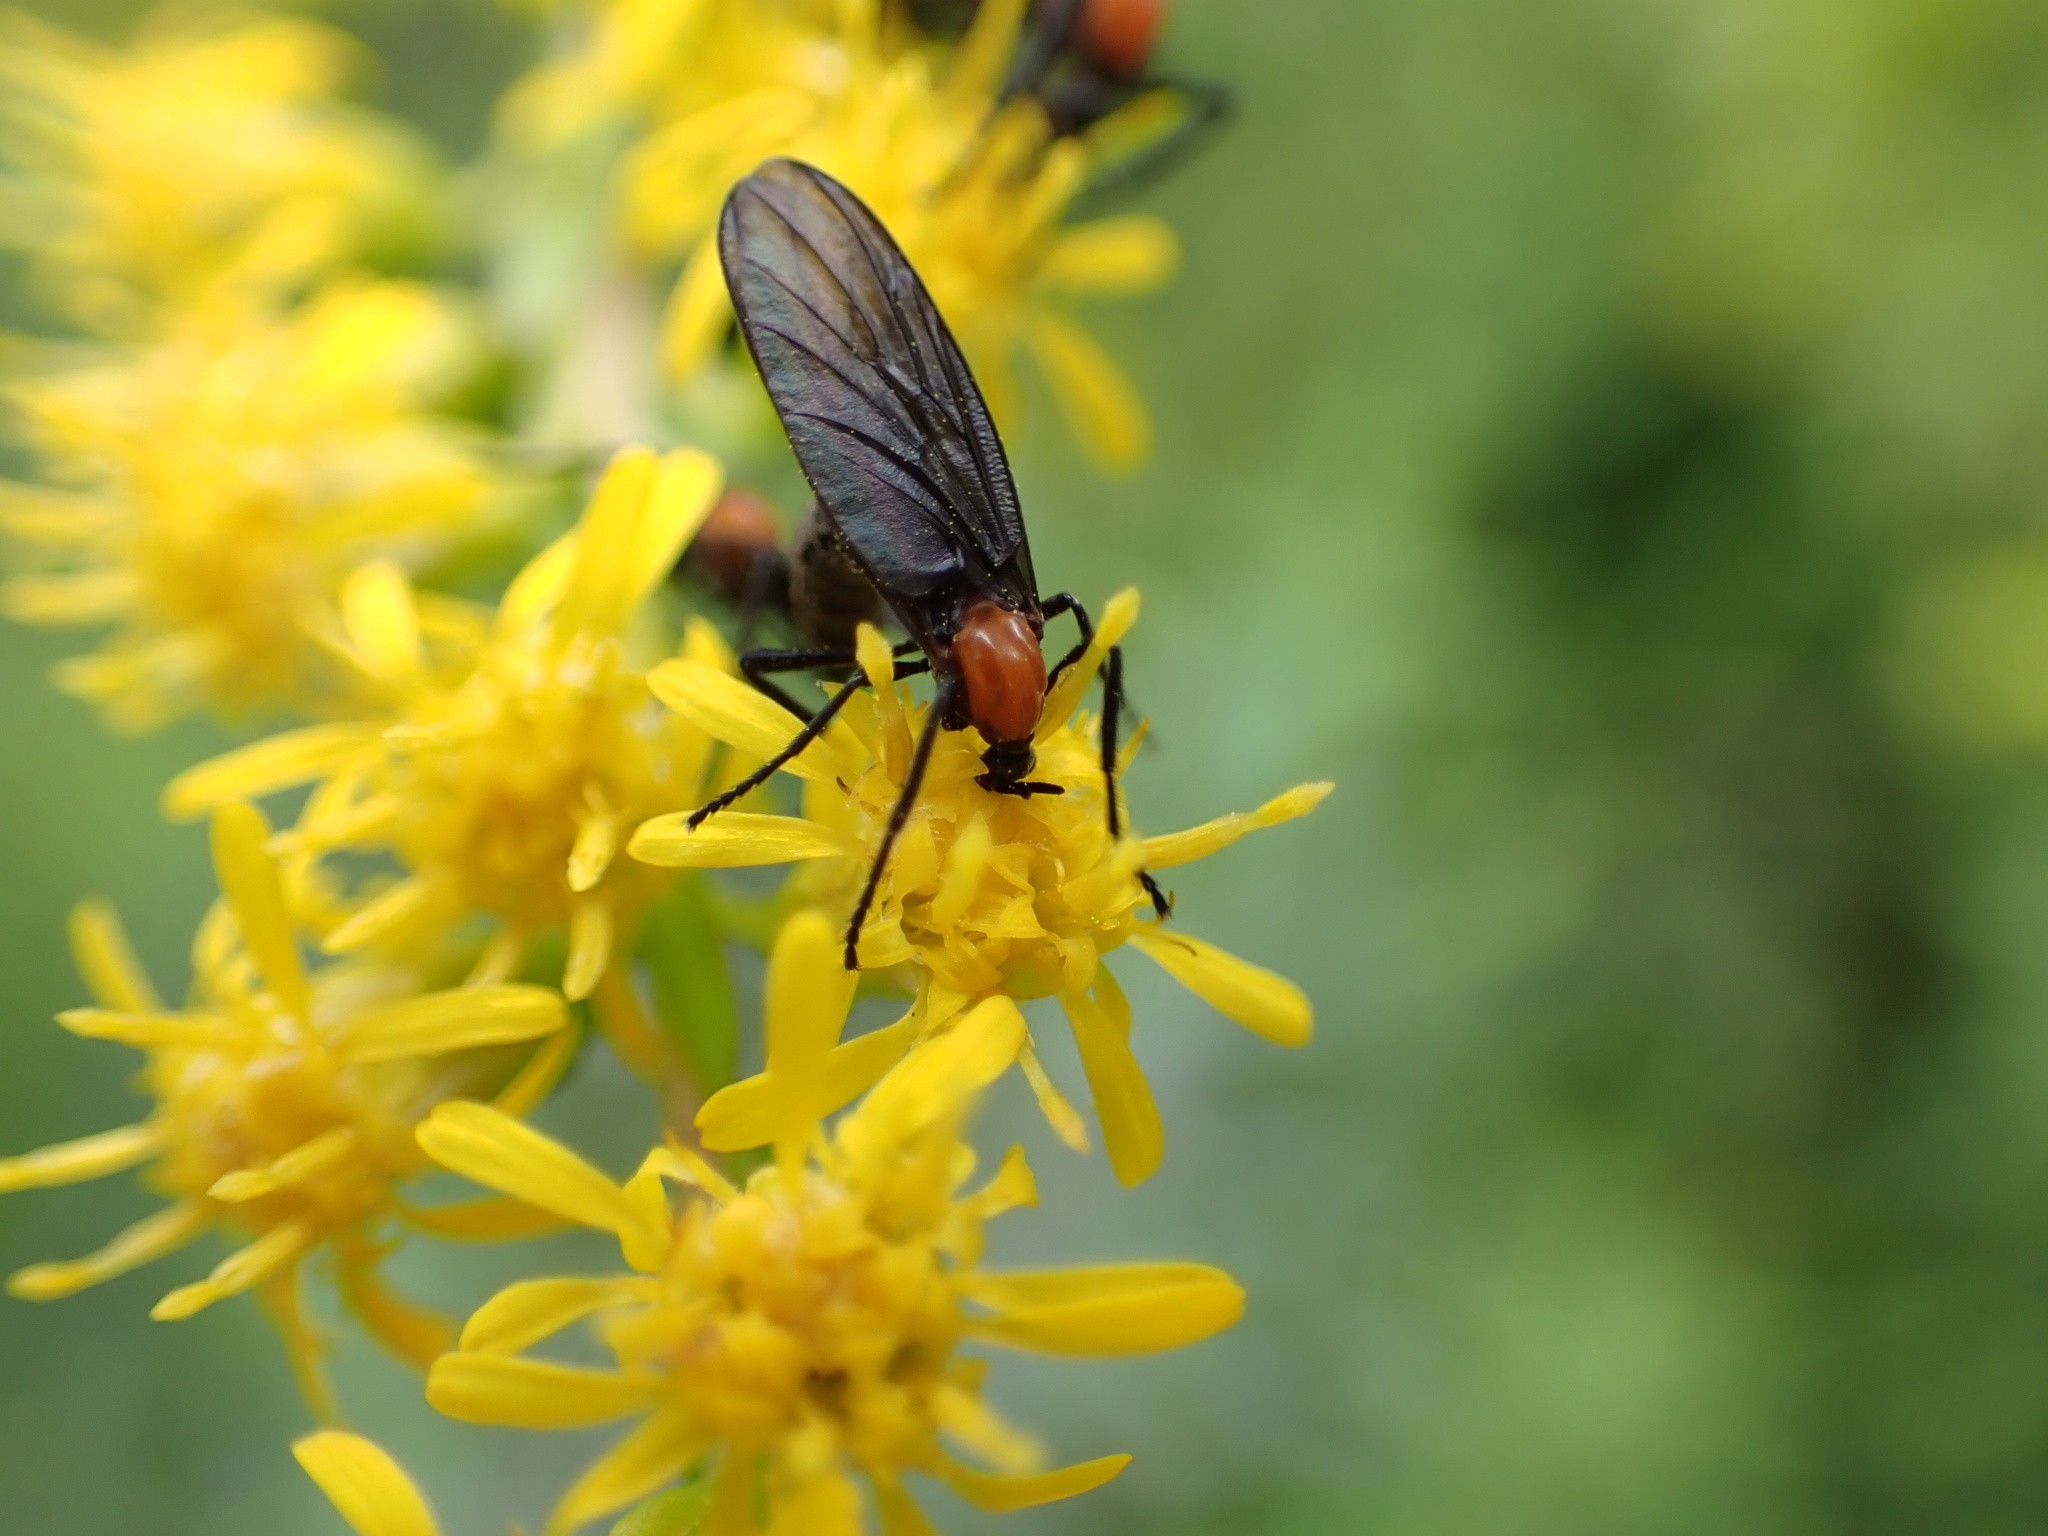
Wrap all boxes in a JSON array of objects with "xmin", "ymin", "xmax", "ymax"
[
  {"xmin": 640, "ymin": 873, "xmax": 739, "ymax": 1092},
  {"xmin": 611, "ymin": 1481, "xmax": 712, "ymax": 1536}
]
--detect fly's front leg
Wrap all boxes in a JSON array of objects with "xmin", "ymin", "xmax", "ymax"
[
  {"xmin": 1041, "ymin": 591, "xmax": 1095, "ymax": 684},
  {"xmin": 845, "ymin": 675, "xmax": 960, "ymax": 970}
]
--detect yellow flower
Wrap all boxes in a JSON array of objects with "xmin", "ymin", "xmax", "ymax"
[
  {"xmin": 0, "ymin": 279, "xmax": 491, "ymax": 731},
  {"xmin": 0, "ymin": 804, "xmax": 574, "ymax": 1418},
  {"xmin": 164, "ymin": 447, "xmax": 728, "ymax": 1012},
  {"xmin": 517, "ymin": 0, "xmax": 1175, "ymax": 470},
  {"xmin": 296, "ymin": 1432, "xmax": 444, "ymax": 1536},
  {"xmin": 629, "ymin": 593, "xmax": 1329, "ymax": 1185},
  {"xmin": 0, "ymin": 9, "xmax": 435, "ymax": 335},
  {"xmin": 419, "ymin": 911, "xmax": 1243, "ymax": 1536}
]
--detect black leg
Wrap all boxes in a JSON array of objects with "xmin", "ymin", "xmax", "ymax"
[
  {"xmin": 844, "ymin": 676, "xmax": 960, "ymax": 970},
  {"xmin": 1102, "ymin": 643, "xmax": 1172, "ymax": 920},
  {"xmin": 694, "ymin": 652, "xmax": 932, "ymax": 828},
  {"xmin": 739, "ymin": 641, "xmax": 923, "ymax": 722},
  {"xmin": 1041, "ymin": 591, "xmax": 1095, "ymax": 684},
  {"xmin": 691, "ymin": 670, "xmax": 869, "ymax": 827}
]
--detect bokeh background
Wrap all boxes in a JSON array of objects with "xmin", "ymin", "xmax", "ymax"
[{"xmin": 9, "ymin": 0, "xmax": 2048, "ymax": 1531}]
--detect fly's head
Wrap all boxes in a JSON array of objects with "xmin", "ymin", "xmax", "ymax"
[{"xmin": 954, "ymin": 598, "xmax": 1062, "ymax": 798}]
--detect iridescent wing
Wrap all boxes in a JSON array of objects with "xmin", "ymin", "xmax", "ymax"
[{"xmin": 718, "ymin": 157, "xmax": 1035, "ymax": 606}]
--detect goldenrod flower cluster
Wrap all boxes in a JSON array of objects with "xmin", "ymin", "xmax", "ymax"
[
  {"xmin": 0, "ymin": 5, "xmax": 1327, "ymax": 1535},
  {"xmin": 509, "ymin": 0, "xmax": 1178, "ymax": 470}
]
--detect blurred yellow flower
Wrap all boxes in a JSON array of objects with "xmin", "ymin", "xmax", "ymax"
[
  {"xmin": 0, "ymin": 804, "xmax": 573, "ymax": 1418},
  {"xmin": 0, "ymin": 9, "xmax": 435, "ymax": 333},
  {"xmin": 164, "ymin": 447, "xmax": 728, "ymax": 1015},
  {"xmin": 514, "ymin": 0, "xmax": 1176, "ymax": 470},
  {"xmin": 420, "ymin": 910, "xmax": 1243, "ymax": 1536},
  {"xmin": 629, "ymin": 593, "xmax": 1329, "ymax": 1185},
  {"xmin": 296, "ymin": 1432, "xmax": 445, "ymax": 1536},
  {"xmin": 0, "ymin": 279, "xmax": 491, "ymax": 731}
]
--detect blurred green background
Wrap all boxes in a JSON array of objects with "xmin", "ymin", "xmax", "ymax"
[{"xmin": 11, "ymin": 0, "xmax": 2048, "ymax": 1532}]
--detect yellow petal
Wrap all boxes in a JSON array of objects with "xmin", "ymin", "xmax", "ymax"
[
  {"xmin": 0, "ymin": 1123, "xmax": 159, "ymax": 1194},
  {"xmin": 843, "ymin": 997, "xmax": 1025, "ymax": 1152},
  {"xmin": 1038, "ymin": 587, "xmax": 1140, "ymax": 741},
  {"xmin": 544, "ymin": 1406, "xmax": 702, "ymax": 1536},
  {"xmin": 873, "ymin": 1481, "xmax": 940, "ymax": 1536},
  {"xmin": 1018, "ymin": 1042, "xmax": 1090, "ymax": 1153},
  {"xmin": 762, "ymin": 1468, "xmax": 861, "ymax": 1536},
  {"xmin": 707, "ymin": 1455, "xmax": 761, "ymax": 1536},
  {"xmin": 568, "ymin": 803, "xmax": 620, "ymax": 894},
  {"xmin": 629, "ymin": 812, "xmax": 854, "ymax": 869},
  {"xmin": 695, "ymin": 1007, "xmax": 919, "ymax": 1153},
  {"xmin": 765, "ymin": 909, "xmax": 857, "ymax": 1089},
  {"xmin": 460, "ymin": 1276, "xmax": 653, "ymax": 1355},
  {"xmin": 322, "ymin": 876, "xmax": 443, "ymax": 955},
  {"xmin": 614, "ymin": 447, "xmax": 723, "ymax": 628},
  {"xmin": 342, "ymin": 560, "xmax": 422, "ymax": 684},
  {"xmin": 937, "ymin": 1454, "xmax": 1130, "ymax": 1513},
  {"xmin": 556, "ymin": 446, "xmax": 659, "ymax": 643},
  {"xmin": 565, "ymin": 896, "xmax": 614, "ymax": 1004},
  {"xmin": 499, "ymin": 530, "xmax": 578, "ymax": 637},
  {"xmin": 1040, "ymin": 216, "xmax": 1178, "ymax": 294},
  {"xmin": 646, "ymin": 660, "xmax": 859, "ymax": 784},
  {"xmin": 266, "ymin": 1267, "xmax": 340, "ymax": 1426},
  {"xmin": 427, "ymin": 1354, "xmax": 661, "ymax": 1428},
  {"xmin": 8, "ymin": 1202, "xmax": 206, "ymax": 1301},
  {"xmin": 153, "ymin": 1219, "xmax": 314, "ymax": 1320},
  {"xmin": 67, "ymin": 899, "xmax": 160, "ymax": 1012},
  {"xmin": 948, "ymin": 0, "xmax": 1026, "ymax": 101},
  {"xmin": 416, "ymin": 1103, "xmax": 665, "ymax": 1259},
  {"xmin": 660, "ymin": 236, "xmax": 734, "ymax": 378},
  {"xmin": 1142, "ymin": 782, "xmax": 1334, "ymax": 872},
  {"xmin": 493, "ymin": 1022, "xmax": 581, "ymax": 1120},
  {"xmin": 960, "ymin": 1262, "xmax": 1244, "ymax": 1355},
  {"xmin": 293, "ymin": 1432, "xmax": 441, "ymax": 1536},
  {"xmin": 209, "ymin": 1126, "xmax": 358, "ymax": 1203},
  {"xmin": 1062, "ymin": 977, "xmax": 1161, "ymax": 1187},
  {"xmin": 0, "ymin": 568, "xmax": 136, "ymax": 624},
  {"xmin": 210, "ymin": 803, "xmax": 309, "ymax": 1020},
  {"xmin": 398, "ymin": 1196, "xmax": 573, "ymax": 1243},
  {"xmin": 1127, "ymin": 930, "xmax": 1313, "ymax": 1047},
  {"xmin": 345, "ymin": 985, "xmax": 567, "ymax": 1064},
  {"xmin": 1029, "ymin": 311, "xmax": 1149, "ymax": 473},
  {"xmin": 337, "ymin": 1255, "xmax": 455, "ymax": 1371},
  {"xmin": 56, "ymin": 1008, "xmax": 229, "ymax": 1049},
  {"xmin": 966, "ymin": 1145, "xmax": 1038, "ymax": 1218},
  {"xmin": 163, "ymin": 724, "xmax": 380, "ymax": 822}
]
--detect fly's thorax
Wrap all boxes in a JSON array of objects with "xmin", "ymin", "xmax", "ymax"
[{"xmin": 950, "ymin": 598, "xmax": 1045, "ymax": 752}]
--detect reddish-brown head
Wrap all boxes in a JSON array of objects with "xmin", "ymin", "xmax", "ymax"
[
  {"xmin": 1079, "ymin": 0, "xmax": 1168, "ymax": 79},
  {"xmin": 954, "ymin": 598, "xmax": 1046, "ymax": 747},
  {"xmin": 683, "ymin": 487, "xmax": 784, "ymax": 597}
]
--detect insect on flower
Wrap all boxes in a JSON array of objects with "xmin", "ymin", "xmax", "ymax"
[
  {"xmin": 912, "ymin": 0, "xmax": 1229, "ymax": 191},
  {"xmin": 688, "ymin": 157, "xmax": 1168, "ymax": 968}
]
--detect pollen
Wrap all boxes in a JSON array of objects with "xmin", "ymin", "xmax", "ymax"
[
  {"xmin": 420, "ymin": 912, "xmax": 1242, "ymax": 1536},
  {"xmin": 0, "ymin": 803, "xmax": 573, "ymax": 1419},
  {"xmin": 630, "ymin": 591, "xmax": 1331, "ymax": 1185}
]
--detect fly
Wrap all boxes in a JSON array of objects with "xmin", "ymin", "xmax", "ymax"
[{"xmin": 685, "ymin": 157, "xmax": 1170, "ymax": 968}]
